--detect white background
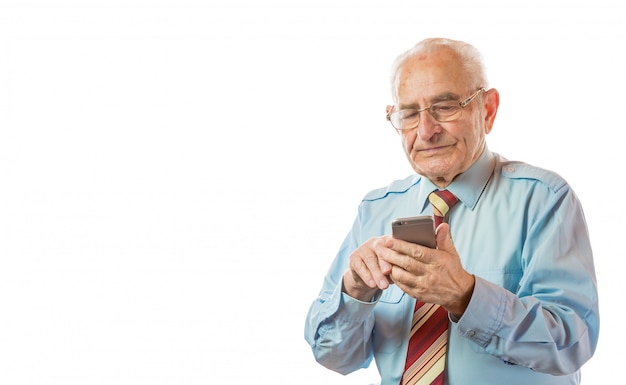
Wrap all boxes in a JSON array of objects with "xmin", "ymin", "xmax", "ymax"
[{"xmin": 0, "ymin": 1, "xmax": 623, "ymax": 384}]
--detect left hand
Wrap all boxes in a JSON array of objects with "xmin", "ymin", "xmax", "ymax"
[{"xmin": 376, "ymin": 223, "xmax": 475, "ymax": 317}]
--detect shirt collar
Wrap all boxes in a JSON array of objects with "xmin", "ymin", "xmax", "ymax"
[{"xmin": 418, "ymin": 146, "xmax": 495, "ymax": 213}]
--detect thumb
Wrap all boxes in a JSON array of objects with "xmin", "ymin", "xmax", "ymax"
[{"xmin": 435, "ymin": 223, "xmax": 456, "ymax": 251}]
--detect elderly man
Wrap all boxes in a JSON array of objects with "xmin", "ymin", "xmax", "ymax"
[{"xmin": 304, "ymin": 38, "xmax": 599, "ymax": 385}]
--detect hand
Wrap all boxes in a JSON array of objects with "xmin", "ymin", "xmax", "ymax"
[
  {"xmin": 378, "ymin": 223, "xmax": 475, "ymax": 316},
  {"xmin": 342, "ymin": 237, "xmax": 395, "ymax": 302}
]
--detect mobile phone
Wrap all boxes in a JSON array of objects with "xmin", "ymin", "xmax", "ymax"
[{"xmin": 391, "ymin": 215, "xmax": 436, "ymax": 248}]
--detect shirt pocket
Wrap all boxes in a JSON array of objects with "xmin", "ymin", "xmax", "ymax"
[{"xmin": 374, "ymin": 287, "xmax": 409, "ymax": 353}]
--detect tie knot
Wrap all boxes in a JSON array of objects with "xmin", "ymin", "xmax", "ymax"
[{"xmin": 428, "ymin": 190, "xmax": 458, "ymax": 225}]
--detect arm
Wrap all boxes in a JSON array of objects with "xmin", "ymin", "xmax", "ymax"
[
  {"xmin": 304, "ymin": 218, "xmax": 394, "ymax": 374},
  {"xmin": 304, "ymin": 228, "xmax": 376, "ymax": 375},
  {"xmin": 456, "ymin": 187, "xmax": 599, "ymax": 375},
  {"xmin": 304, "ymin": 277, "xmax": 378, "ymax": 375}
]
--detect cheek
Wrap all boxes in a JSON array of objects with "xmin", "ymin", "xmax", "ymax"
[
  {"xmin": 464, "ymin": 125, "xmax": 485, "ymax": 151},
  {"xmin": 399, "ymin": 132, "xmax": 415, "ymax": 152},
  {"xmin": 450, "ymin": 120, "xmax": 483, "ymax": 151}
]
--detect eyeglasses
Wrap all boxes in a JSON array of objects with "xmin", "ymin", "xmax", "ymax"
[{"xmin": 386, "ymin": 88, "xmax": 485, "ymax": 131}]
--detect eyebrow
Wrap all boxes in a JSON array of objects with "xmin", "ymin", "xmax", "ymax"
[{"xmin": 399, "ymin": 91, "xmax": 461, "ymax": 110}]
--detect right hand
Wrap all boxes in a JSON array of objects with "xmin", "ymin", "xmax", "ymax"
[{"xmin": 342, "ymin": 236, "xmax": 395, "ymax": 302}]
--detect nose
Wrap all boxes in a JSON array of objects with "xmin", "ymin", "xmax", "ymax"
[{"xmin": 416, "ymin": 110, "xmax": 442, "ymax": 141}]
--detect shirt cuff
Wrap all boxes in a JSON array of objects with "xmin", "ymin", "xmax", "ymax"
[
  {"xmin": 454, "ymin": 276, "xmax": 507, "ymax": 348},
  {"xmin": 336, "ymin": 278, "xmax": 378, "ymax": 321}
]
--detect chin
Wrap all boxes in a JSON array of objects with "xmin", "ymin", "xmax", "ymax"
[{"xmin": 412, "ymin": 158, "xmax": 451, "ymax": 175}]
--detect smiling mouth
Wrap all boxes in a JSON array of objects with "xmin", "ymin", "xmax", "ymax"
[{"xmin": 417, "ymin": 144, "xmax": 452, "ymax": 153}]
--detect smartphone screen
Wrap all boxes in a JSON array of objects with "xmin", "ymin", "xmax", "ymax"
[{"xmin": 391, "ymin": 215, "xmax": 436, "ymax": 248}]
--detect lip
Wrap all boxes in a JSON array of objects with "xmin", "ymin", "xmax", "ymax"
[{"xmin": 416, "ymin": 144, "xmax": 453, "ymax": 154}]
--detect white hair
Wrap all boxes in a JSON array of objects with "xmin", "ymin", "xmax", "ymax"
[{"xmin": 390, "ymin": 38, "xmax": 488, "ymax": 103}]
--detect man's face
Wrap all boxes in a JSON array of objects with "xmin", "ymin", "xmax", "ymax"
[{"xmin": 390, "ymin": 49, "xmax": 496, "ymax": 187}]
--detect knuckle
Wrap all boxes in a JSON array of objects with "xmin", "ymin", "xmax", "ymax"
[{"xmin": 412, "ymin": 246, "xmax": 424, "ymax": 260}]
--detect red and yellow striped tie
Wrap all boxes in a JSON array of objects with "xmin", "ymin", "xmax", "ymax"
[{"xmin": 401, "ymin": 190, "xmax": 458, "ymax": 385}]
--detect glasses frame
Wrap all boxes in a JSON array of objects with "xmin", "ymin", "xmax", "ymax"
[{"xmin": 386, "ymin": 87, "xmax": 486, "ymax": 131}]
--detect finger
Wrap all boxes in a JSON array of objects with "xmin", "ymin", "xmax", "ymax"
[
  {"xmin": 356, "ymin": 251, "xmax": 391, "ymax": 290},
  {"xmin": 350, "ymin": 256, "xmax": 378, "ymax": 289},
  {"xmin": 384, "ymin": 238, "xmax": 429, "ymax": 264},
  {"xmin": 364, "ymin": 256, "xmax": 392, "ymax": 290},
  {"xmin": 378, "ymin": 256, "xmax": 393, "ymax": 275},
  {"xmin": 371, "ymin": 237, "xmax": 394, "ymax": 273},
  {"xmin": 435, "ymin": 223, "xmax": 455, "ymax": 252}
]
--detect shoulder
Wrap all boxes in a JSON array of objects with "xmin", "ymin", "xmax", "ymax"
[
  {"xmin": 361, "ymin": 174, "xmax": 422, "ymax": 202},
  {"xmin": 495, "ymin": 154, "xmax": 568, "ymax": 194}
]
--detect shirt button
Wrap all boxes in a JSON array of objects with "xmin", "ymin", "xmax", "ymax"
[
  {"xmin": 505, "ymin": 166, "xmax": 515, "ymax": 173},
  {"xmin": 467, "ymin": 330, "xmax": 476, "ymax": 337}
]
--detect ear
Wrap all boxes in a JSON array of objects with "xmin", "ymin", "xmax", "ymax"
[{"xmin": 483, "ymin": 88, "xmax": 499, "ymax": 135}]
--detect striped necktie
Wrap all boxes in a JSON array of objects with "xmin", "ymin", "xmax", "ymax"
[{"xmin": 400, "ymin": 190, "xmax": 458, "ymax": 385}]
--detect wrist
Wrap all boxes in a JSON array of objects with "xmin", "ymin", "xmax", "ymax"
[
  {"xmin": 449, "ymin": 274, "xmax": 476, "ymax": 317},
  {"xmin": 342, "ymin": 271, "xmax": 379, "ymax": 302}
]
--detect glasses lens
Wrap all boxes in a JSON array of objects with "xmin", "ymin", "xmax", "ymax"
[
  {"xmin": 391, "ymin": 110, "xmax": 420, "ymax": 130},
  {"xmin": 430, "ymin": 102, "xmax": 462, "ymax": 122},
  {"xmin": 389, "ymin": 96, "xmax": 472, "ymax": 130}
]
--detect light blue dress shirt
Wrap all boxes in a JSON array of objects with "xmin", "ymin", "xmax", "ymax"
[{"xmin": 304, "ymin": 148, "xmax": 599, "ymax": 385}]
